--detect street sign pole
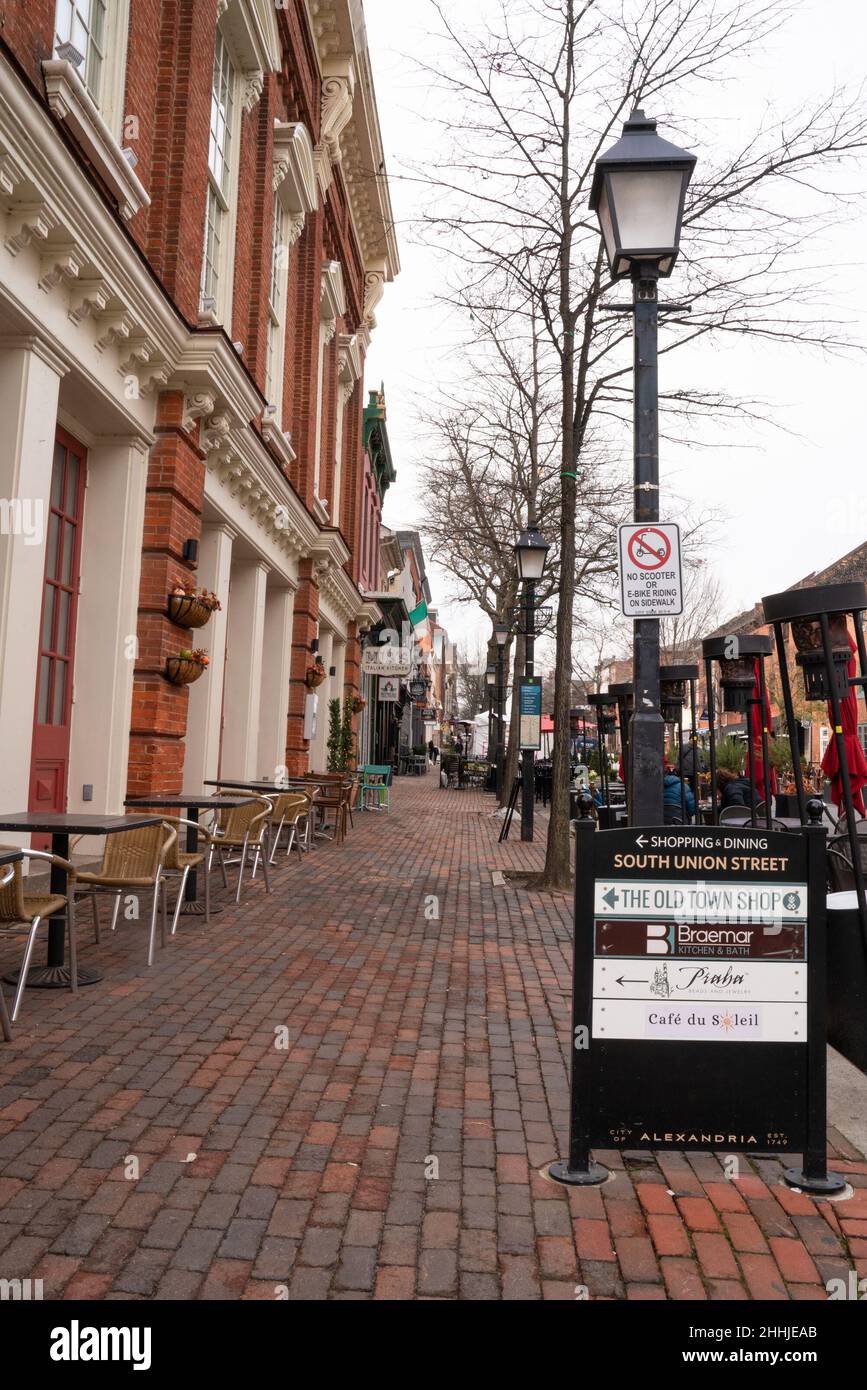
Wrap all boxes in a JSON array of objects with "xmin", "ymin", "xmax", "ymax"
[
  {"xmin": 549, "ymin": 817, "xmax": 610, "ymax": 1186},
  {"xmin": 631, "ymin": 265, "xmax": 663, "ymax": 828}
]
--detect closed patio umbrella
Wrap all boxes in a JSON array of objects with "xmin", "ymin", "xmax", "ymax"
[{"xmin": 821, "ymin": 633, "xmax": 867, "ymax": 815}]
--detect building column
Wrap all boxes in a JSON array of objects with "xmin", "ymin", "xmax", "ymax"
[
  {"xmin": 257, "ymin": 583, "xmax": 295, "ymax": 779},
  {"xmin": 286, "ymin": 560, "xmax": 320, "ymax": 773},
  {"xmin": 221, "ymin": 560, "xmax": 269, "ymax": 779},
  {"xmin": 68, "ymin": 436, "xmax": 150, "ymax": 814},
  {"xmin": 183, "ymin": 523, "xmax": 235, "ymax": 792},
  {"xmin": 0, "ymin": 338, "xmax": 67, "ymax": 816}
]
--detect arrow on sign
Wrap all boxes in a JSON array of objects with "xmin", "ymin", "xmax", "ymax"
[
  {"xmin": 616, "ymin": 976, "xmax": 646, "ymax": 987},
  {"xmin": 602, "ymin": 887, "xmax": 619, "ymax": 909},
  {"xmin": 635, "ymin": 834, "xmax": 647, "ymax": 848}
]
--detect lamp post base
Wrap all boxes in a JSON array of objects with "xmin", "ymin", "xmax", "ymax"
[
  {"xmin": 783, "ymin": 1166, "xmax": 846, "ymax": 1196},
  {"xmin": 547, "ymin": 1158, "xmax": 609, "ymax": 1187}
]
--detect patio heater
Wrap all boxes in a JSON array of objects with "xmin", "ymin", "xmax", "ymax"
[
  {"xmin": 701, "ymin": 635, "xmax": 773, "ymax": 828},
  {"xmin": 608, "ymin": 681, "xmax": 634, "ymax": 808},
  {"xmin": 660, "ymin": 663, "xmax": 699, "ymax": 821},
  {"xmin": 588, "ymin": 691, "xmax": 618, "ymax": 808},
  {"xmin": 762, "ymin": 582, "xmax": 867, "ymax": 951}
]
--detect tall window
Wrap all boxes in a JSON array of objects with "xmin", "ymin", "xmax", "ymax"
[
  {"xmin": 265, "ymin": 196, "xmax": 287, "ymax": 408},
  {"xmin": 201, "ymin": 30, "xmax": 236, "ymax": 316},
  {"xmin": 55, "ymin": 0, "xmax": 107, "ymax": 105},
  {"xmin": 859, "ymin": 724, "xmax": 867, "ymax": 759}
]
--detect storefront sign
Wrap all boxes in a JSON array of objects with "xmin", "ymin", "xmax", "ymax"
[
  {"xmin": 379, "ymin": 676, "xmax": 400, "ymax": 703},
  {"xmin": 362, "ymin": 646, "xmax": 412, "ymax": 677},
  {"xmin": 559, "ymin": 823, "xmax": 827, "ymax": 1157},
  {"xmin": 519, "ymin": 677, "xmax": 542, "ymax": 750}
]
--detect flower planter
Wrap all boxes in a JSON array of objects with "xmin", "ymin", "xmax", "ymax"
[
  {"xmin": 305, "ymin": 667, "xmax": 327, "ymax": 689},
  {"xmin": 351, "ymin": 697, "xmax": 367, "ymax": 713},
  {"xmin": 166, "ymin": 657, "xmax": 207, "ymax": 686},
  {"xmin": 167, "ymin": 593, "xmax": 216, "ymax": 629}
]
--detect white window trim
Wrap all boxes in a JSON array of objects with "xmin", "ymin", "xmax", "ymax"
[
  {"xmin": 313, "ymin": 261, "xmax": 346, "ymax": 501},
  {"xmin": 42, "ymin": 57, "xmax": 149, "ymax": 220},
  {"xmin": 265, "ymin": 195, "xmax": 289, "ymax": 417},
  {"xmin": 333, "ymin": 332, "xmax": 361, "ymax": 529},
  {"xmin": 199, "ymin": 28, "xmax": 243, "ymax": 327}
]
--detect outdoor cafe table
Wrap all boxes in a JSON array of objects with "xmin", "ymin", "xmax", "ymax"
[
  {"xmin": 0, "ymin": 813, "xmax": 162, "ymax": 989},
  {"xmin": 125, "ymin": 794, "xmax": 256, "ymax": 915}
]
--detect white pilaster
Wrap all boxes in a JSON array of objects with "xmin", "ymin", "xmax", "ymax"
[
  {"xmin": 67, "ymin": 435, "xmax": 149, "ymax": 813},
  {"xmin": 221, "ymin": 559, "xmax": 269, "ymax": 779},
  {"xmin": 0, "ymin": 338, "xmax": 67, "ymax": 816},
  {"xmin": 257, "ymin": 584, "xmax": 295, "ymax": 778},
  {"xmin": 183, "ymin": 523, "xmax": 235, "ymax": 791},
  {"xmin": 310, "ymin": 628, "xmax": 334, "ymax": 771}
]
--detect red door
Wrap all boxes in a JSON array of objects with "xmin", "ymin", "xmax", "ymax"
[{"xmin": 28, "ymin": 428, "xmax": 87, "ymax": 820}]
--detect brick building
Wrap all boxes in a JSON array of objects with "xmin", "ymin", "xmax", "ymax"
[{"xmin": 0, "ymin": 0, "xmax": 399, "ymax": 826}]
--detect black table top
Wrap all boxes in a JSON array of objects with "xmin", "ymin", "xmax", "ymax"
[
  {"xmin": 0, "ymin": 849, "xmax": 23, "ymax": 866},
  {"xmin": 204, "ymin": 778, "xmax": 327, "ymax": 791},
  {"xmin": 0, "ymin": 813, "xmax": 163, "ymax": 834},
  {"xmin": 125, "ymin": 795, "xmax": 255, "ymax": 809}
]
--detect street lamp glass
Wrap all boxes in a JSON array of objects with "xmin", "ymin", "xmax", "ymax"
[
  {"xmin": 494, "ymin": 622, "xmax": 508, "ymax": 647},
  {"xmin": 485, "ymin": 666, "xmax": 496, "ymax": 687},
  {"xmin": 590, "ymin": 110, "xmax": 696, "ymax": 282},
  {"xmin": 515, "ymin": 523, "xmax": 550, "ymax": 581}
]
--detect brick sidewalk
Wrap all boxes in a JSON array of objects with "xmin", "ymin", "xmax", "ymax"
[{"xmin": 0, "ymin": 776, "xmax": 864, "ymax": 1300}]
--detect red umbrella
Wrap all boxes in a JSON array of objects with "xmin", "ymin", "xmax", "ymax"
[
  {"xmin": 821, "ymin": 633, "xmax": 867, "ymax": 815},
  {"xmin": 749, "ymin": 658, "xmax": 777, "ymax": 804}
]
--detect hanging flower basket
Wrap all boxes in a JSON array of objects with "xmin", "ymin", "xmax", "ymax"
[
  {"xmin": 167, "ymin": 585, "xmax": 222, "ymax": 629},
  {"xmin": 351, "ymin": 696, "xmax": 367, "ymax": 713},
  {"xmin": 305, "ymin": 665, "xmax": 327, "ymax": 689},
  {"xmin": 166, "ymin": 650, "xmax": 209, "ymax": 686}
]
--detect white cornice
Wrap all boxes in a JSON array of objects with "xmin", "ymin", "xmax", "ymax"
[
  {"xmin": 320, "ymin": 259, "xmax": 346, "ymax": 340},
  {"xmin": 0, "ymin": 52, "xmax": 185, "ymax": 391},
  {"xmin": 41, "ymin": 60, "xmax": 149, "ymax": 221},
  {"xmin": 170, "ymin": 332, "xmax": 263, "ymax": 430}
]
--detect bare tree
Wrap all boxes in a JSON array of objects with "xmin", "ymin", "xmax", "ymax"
[{"xmin": 411, "ymin": 0, "xmax": 867, "ymax": 887}]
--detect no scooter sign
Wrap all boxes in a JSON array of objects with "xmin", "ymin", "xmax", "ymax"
[{"xmin": 618, "ymin": 522, "xmax": 683, "ymax": 618}]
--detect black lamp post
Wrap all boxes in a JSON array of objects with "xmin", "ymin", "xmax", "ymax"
[
  {"xmin": 494, "ymin": 621, "xmax": 508, "ymax": 800},
  {"xmin": 515, "ymin": 517, "xmax": 550, "ymax": 841},
  {"xmin": 591, "ymin": 110, "xmax": 696, "ymax": 826},
  {"xmin": 485, "ymin": 663, "xmax": 496, "ymax": 774}
]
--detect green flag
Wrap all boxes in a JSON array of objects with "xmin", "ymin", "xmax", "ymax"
[{"xmin": 409, "ymin": 599, "xmax": 428, "ymax": 627}]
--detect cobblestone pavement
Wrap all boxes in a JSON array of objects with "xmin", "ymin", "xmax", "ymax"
[{"xmin": 0, "ymin": 776, "xmax": 864, "ymax": 1300}]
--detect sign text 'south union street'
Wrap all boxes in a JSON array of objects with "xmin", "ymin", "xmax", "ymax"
[{"xmin": 594, "ymin": 879, "xmax": 807, "ymax": 924}]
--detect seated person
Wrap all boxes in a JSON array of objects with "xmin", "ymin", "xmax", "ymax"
[
  {"xmin": 587, "ymin": 774, "xmax": 604, "ymax": 808},
  {"xmin": 716, "ymin": 768, "xmax": 754, "ymax": 809},
  {"xmin": 663, "ymin": 766, "xmax": 696, "ymax": 818}
]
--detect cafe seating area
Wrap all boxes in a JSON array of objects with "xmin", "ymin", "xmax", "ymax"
[{"xmin": 0, "ymin": 769, "xmax": 365, "ymax": 1037}]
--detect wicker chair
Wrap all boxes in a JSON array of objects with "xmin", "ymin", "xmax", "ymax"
[
  {"xmin": 313, "ymin": 777, "xmax": 353, "ymax": 843},
  {"xmin": 207, "ymin": 796, "xmax": 272, "ymax": 902},
  {"xmin": 73, "ymin": 821, "xmax": 176, "ymax": 968},
  {"xmin": 160, "ymin": 816, "xmax": 211, "ymax": 935},
  {"xmin": 0, "ymin": 848, "xmax": 78, "ymax": 1023},
  {"xmin": 266, "ymin": 792, "xmax": 312, "ymax": 864}
]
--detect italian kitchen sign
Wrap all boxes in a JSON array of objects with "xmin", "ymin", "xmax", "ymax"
[
  {"xmin": 362, "ymin": 645, "xmax": 412, "ymax": 678},
  {"xmin": 558, "ymin": 823, "xmax": 828, "ymax": 1161},
  {"xmin": 617, "ymin": 522, "xmax": 683, "ymax": 618}
]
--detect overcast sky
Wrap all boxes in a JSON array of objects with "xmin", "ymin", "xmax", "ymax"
[{"xmin": 362, "ymin": 0, "xmax": 867, "ymax": 660}]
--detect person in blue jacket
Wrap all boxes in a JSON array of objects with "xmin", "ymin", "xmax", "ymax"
[{"xmin": 663, "ymin": 765, "xmax": 695, "ymax": 819}]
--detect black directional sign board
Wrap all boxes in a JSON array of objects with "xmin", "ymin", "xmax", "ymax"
[{"xmin": 550, "ymin": 819, "xmax": 842, "ymax": 1191}]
